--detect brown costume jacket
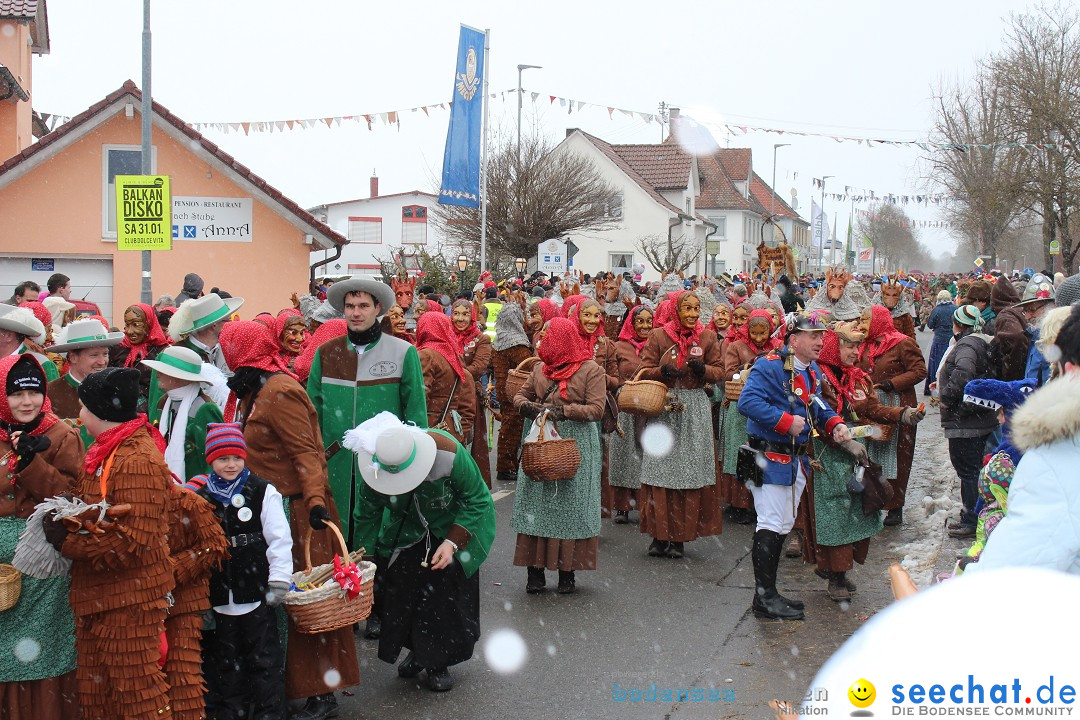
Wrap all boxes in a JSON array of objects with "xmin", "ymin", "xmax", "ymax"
[
  {"xmin": 514, "ymin": 361, "xmax": 606, "ymax": 422},
  {"xmin": 638, "ymin": 327, "xmax": 723, "ymax": 389},
  {"xmin": 419, "ymin": 349, "xmax": 476, "ymax": 446},
  {"xmin": 0, "ymin": 421, "xmax": 82, "ymax": 519},
  {"xmin": 167, "ymin": 482, "xmax": 228, "ymax": 616}
]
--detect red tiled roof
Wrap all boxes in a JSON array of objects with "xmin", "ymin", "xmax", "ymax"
[
  {"xmin": 0, "ymin": 80, "xmax": 345, "ymax": 248},
  {"xmin": 696, "ymin": 154, "xmax": 756, "ymax": 211},
  {"xmin": 0, "ymin": 0, "xmax": 36, "ymax": 18},
  {"xmin": 715, "ymin": 148, "xmax": 752, "ymax": 183},
  {"xmin": 573, "ymin": 130, "xmax": 686, "ymax": 216},
  {"xmin": 610, "ymin": 144, "xmax": 691, "ymax": 190},
  {"xmin": 750, "ymin": 172, "xmax": 804, "ymax": 222}
]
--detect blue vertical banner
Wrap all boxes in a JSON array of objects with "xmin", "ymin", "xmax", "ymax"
[{"xmin": 438, "ymin": 25, "xmax": 486, "ymax": 207}]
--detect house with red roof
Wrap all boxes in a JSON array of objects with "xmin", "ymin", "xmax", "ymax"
[
  {"xmin": 556, "ymin": 108, "xmax": 809, "ymax": 279},
  {"xmin": 0, "ymin": 3, "xmax": 344, "ymax": 322}
]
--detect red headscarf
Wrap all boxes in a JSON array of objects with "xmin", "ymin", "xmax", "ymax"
[
  {"xmin": 18, "ymin": 302, "xmax": 52, "ymax": 336},
  {"xmin": 651, "ymin": 292, "xmax": 682, "ymax": 328},
  {"xmin": 416, "ymin": 312, "xmax": 469, "ymax": 383},
  {"xmin": 536, "ymin": 298, "xmax": 559, "ymax": 324},
  {"xmin": 450, "ymin": 299, "xmax": 481, "ymax": 350},
  {"xmin": 252, "ymin": 312, "xmax": 276, "ymax": 328},
  {"xmin": 0, "ymin": 355, "xmax": 58, "ymax": 442},
  {"xmin": 425, "ymin": 299, "xmax": 443, "ymax": 312},
  {"xmin": 661, "ymin": 291, "xmax": 703, "ymax": 366},
  {"xmin": 294, "ymin": 319, "xmax": 346, "ymax": 383},
  {"xmin": 564, "ymin": 295, "xmax": 604, "ymax": 343},
  {"xmin": 220, "ymin": 321, "xmax": 296, "ymax": 379},
  {"xmin": 539, "ymin": 317, "xmax": 592, "ymax": 399},
  {"xmin": 273, "ymin": 308, "xmax": 308, "ymax": 356},
  {"xmin": 617, "ymin": 306, "xmax": 652, "ymax": 355},
  {"xmin": 861, "ymin": 304, "xmax": 909, "ymax": 366},
  {"xmin": 817, "ymin": 330, "xmax": 869, "ymax": 415},
  {"xmin": 119, "ymin": 303, "xmax": 170, "ymax": 367},
  {"xmin": 738, "ymin": 309, "xmax": 780, "ymax": 352}
]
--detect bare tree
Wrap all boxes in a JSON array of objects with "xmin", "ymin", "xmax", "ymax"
[
  {"xmin": 432, "ymin": 130, "xmax": 621, "ymax": 269},
  {"xmin": 856, "ymin": 204, "xmax": 933, "ymax": 271},
  {"xmin": 637, "ymin": 232, "xmax": 701, "ymax": 275},
  {"xmin": 927, "ymin": 70, "xmax": 1028, "ymax": 267}
]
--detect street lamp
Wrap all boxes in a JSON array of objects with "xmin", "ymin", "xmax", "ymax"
[
  {"xmin": 517, "ymin": 64, "xmax": 542, "ymax": 162},
  {"xmin": 770, "ymin": 144, "xmax": 790, "ymax": 243},
  {"xmin": 515, "ymin": 256, "xmax": 527, "ymax": 281},
  {"xmin": 457, "ymin": 254, "xmax": 469, "ymax": 295}
]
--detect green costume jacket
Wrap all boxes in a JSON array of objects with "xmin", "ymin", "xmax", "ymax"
[
  {"xmin": 306, "ymin": 332, "xmax": 427, "ymax": 546},
  {"xmin": 149, "ymin": 391, "xmax": 223, "ymax": 480},
  {"xmin": 46, "ymin": 373, "xmax": 94, "ymax": 449},
  {"xmin": 354, "ymin": 430, "xmax": 495, "ymax": 577}
]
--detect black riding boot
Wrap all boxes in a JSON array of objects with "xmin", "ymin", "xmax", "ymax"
[
  {"xmin": 751, "ymin": 530, "xmax": 804, "ymax": 620},
  {"xmin": 774, "ymin": 533, "xmax": 804, "ymax": 610}
]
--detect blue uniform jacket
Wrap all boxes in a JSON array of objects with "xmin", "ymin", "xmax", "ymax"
[{"xmin": 737, "ymin": 348, "xmax": 843, "ymax": 485}]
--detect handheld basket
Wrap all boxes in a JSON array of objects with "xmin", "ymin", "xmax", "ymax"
[
  {"xmin": 284, "ymin": 523, "xmax": 375, "ymax": 634},
  {"xmin": 0, "ymin": 563, "xmax": 22, "ymax": 612},
  {"xmin": 618, "ymin": 369, "xmax": 668, "ymax": 417},
  {"xmin": 724, "ymin": 380, "xmax": 745, "ymax": 402},
  {"xmin": 521, "ymin": 413, "xmax": 581, "ymax": 482},
  {"xmin": 506, "ymin": 357, "xmax": 541, "ymax": 402}
]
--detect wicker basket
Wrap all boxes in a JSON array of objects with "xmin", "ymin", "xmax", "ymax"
[
  {"xmin": 521, "ymin": 414, "xmax": 581, "ymax": 482},
  {"xmin": 284, "ymin": 523, "xmax": 376, "ymax": 634},
  {"xmin": 724, "ymin": 380, "xmax": 745, "ymax": 402},
  {"xmin": 0, "ymin": 563, "xmax": 22, "ymax": 613},
  {"xmin": 618, "ymin": 369, "xmax": 667, "ymax": 417},
  {"xmin": 506, "ymin": 356, "xmax": 541, "ymax": 402},
  {"xmin": 868, "ymin": 423, "xmax": 896, "ymax": 443}
]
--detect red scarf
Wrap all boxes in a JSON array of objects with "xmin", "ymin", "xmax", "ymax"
[
  {"xmin": 83, "ymin": 415, "xmax": 166, "ymax": 475},
  {"xmin": 651, "ymin": 292, "xmax": 682, "ymax": 329},
  {"xmin": 564, "ymin": 295, "xmax": 605, "ymax": 355},
  {"xmin": 817, "ymin": 330, "xmax": 869, "ymax": 414},
  {"xmin": 617, "ymin": 306, "xmax": 651, "ymax": 355},
  {"xmin": 450, "ymin": 299, "xmax": 481, "ymax": 350},
  {"xmin": 661, "ymin": 291, "xmax": 703, "ymax": 366},
  {"xmin": 416, "ymin": 312, "xmax": 469, "ymax": 383},
  {"xmin": 0, "ymin": 355, "xmax": 59, "ymax": 442},
  {"xmin": 294, "ymin": 319, "xmax": 346, "ymax": 384},
  {"xmin": 273, "ymin": 308, "xmax": 308, "ymax": 358},
  {"xmin": 536, "ymin": 298, "xmax": 560, "ymax": 324},
  {"xmin": 539, "ymin": 318, "xmax": 592, "ymax": 399},
  {"xmin": 860, "ymin": 304, "xmax": 909, "ymax": 367},
  {"xmin": 120, "ymin": 303, "xmax": 170, "ymax": 367},
  {"xmin": 220, "ymin": 321, "xmax": 296, "ymax": 379}
]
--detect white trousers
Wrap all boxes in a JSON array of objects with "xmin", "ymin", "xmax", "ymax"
[{"xmin": 749, "ymin": 461, "xmax": 807, "ymax": 534}]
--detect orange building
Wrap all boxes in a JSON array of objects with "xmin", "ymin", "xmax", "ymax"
[{"xmin": 0, "ymin": 4, "xmax": 344, "ymax": 323}]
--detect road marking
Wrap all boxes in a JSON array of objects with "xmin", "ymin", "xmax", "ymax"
[{"xmin": 491, "ymin": 490, "xmax": 515, "ymax": 502}]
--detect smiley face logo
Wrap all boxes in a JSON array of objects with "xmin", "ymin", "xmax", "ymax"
[{"xmin": 848, "ymin": 678, "xmax": 876, "ymax": 709}]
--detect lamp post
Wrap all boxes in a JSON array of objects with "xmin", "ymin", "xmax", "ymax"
[
  {"xmin": 770, "ymin": 143, "xmax": 790, "ymax": 244},
  {"xmin": 515, "ymin": 256, "xmax": 527, "ymax": 282},
  {"xmin": 457, "ymin": 254, "xmax": 469, "ymax": 295},
  {"xmin": 517, "ymin": 64, "xmax": 542, "ymax": 163},
  {"xmin": 818, "ymin": 175, "xmax": 834, "ymax": 272}
]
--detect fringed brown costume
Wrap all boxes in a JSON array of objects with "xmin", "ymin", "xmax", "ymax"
[
  {"xmin": 492, "ymin": 345, "xmax": 533, "ymax": 475},
  {"xmin": 593, "ymin": 335, "xmax": 620, "ymax": 518},
  {"xmin": 610, "ymin": 338, "xmax": 643, "ymax": 513},
  {"xmin": 419, "ymin": 350, "xmax": 476, "ymax": 447},
  {"xmin": 463, "ymin": 334, "xmax": 492, "ymax": 487},
  {"xmin": 164, "ymin": 483, "xmax": 228, "ymax": 720},
  {"xmin": 62, "ymin": 426, "xmax": 176, "ymax": 720}
]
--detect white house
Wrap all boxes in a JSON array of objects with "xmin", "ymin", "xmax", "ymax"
[
  {"xmin": 308, "ymin": 175, "xmax": 443, "ymax": 278},
  {"xmin": 553, "ymin": 110, "xmax": 810, "ymax": 281}
]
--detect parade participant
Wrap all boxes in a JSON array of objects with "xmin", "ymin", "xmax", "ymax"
[
  {"xmin": 492, "ymin": 300, "xmax": 533, "ymax": 481},
  {"xmin": 307, "ymin": 277, "xmax": 426, "ymax": 546},
  {"xmin": 1015, "ymin": 275, "xmax": 1057, "ymax": 386},
  {"xmin": 453, "ymin": 298, "xmax": 492, "ymax": 487},
  {"xmin": 384, "ymin": 304, "xmax": 415, "ymax": 344},
  {"xmin": 937, "ymin": 305, "xmax": 996, "ymax": 539},
  {"xmin": 636, "ymin": 291, "xmax": 724, "ymax": 559},
  {"xmin": 0, "ymin": 355, "xmax": 82, "ymax": 720},
  {"xmin": 47, "ymin": 318, "xmax": 125, "ymax": 448},
  {"xmin": 730, "ymin": 302, "xmax": 750, "ymax": 335},
  {"xmin": 0, "ymin": 306, "xmax": 59, "ymax": 381},
  {"xmin": 18, "ymin": 301, "xmax": 57, "ymax": 348},
  {"xmin": 858, "ymin": 304, "xmax": 927, "ymax": 526},
  {"xmin": 810, "ymin": 324, "xmax": 921, "ymax": 601},
  {"xmin": 417, "ymin": 312, "xmax": 476, "ymax": 447},
  {"xmin": 219, "ymin": 321, "xmax": 359, "ymax": 719},
  {"xmin": 924, "ymin": 290, "xmax": 957, "ymax": 395},
  {"xmin": 163, "ymin": 478, "xmax": 228, "ymax": 720},
  {"xmin": 196, "ymin": 423, "xmax": 292, "ymax": 720},
  {"xmin": 109, "ymin": 303, "xmax": 170, "ymax": 408},
  {"xmin": 722, "ymin": 309, "xmax": 780, "ymax": 379},
  {"xmin": 143, "ymin": 346, "xmax": 225, "ymax": 480},
  {"xmin": 803, "ymin": 266, "xmax": 863, "ymax": 322},
  {"xmin": 512, "ymin": 317, "xmax": 605, "ymax": 594},
  {"xmin": 609, "ymin": 305, "xmax": 653, "ymax": 522},
  {"xmin": 47, "ymin": 367, "xmax": 175, "ymax": 719},
  {"xmin": 345, "ymin": 415, "xmax": 495, "ymax": 692},
  {"xmin": 169, "ymin": 293, "xmax": 245, "ymax": 376},
  {"xmin": 737, "ymin": 315, "xmax": 850, "ymax": 620},
  {"xmin": 709, "ymin": 300, "xmax": 733, "ymax": 345},
  {"xmin": 391, "ymin": 273, "xmax": 420, "ymax": 332},
  {"xmin": 874, "ymin": 277, "xmax": 916, "ymax": 338},
  {"xmin": 293, "ymin": 319, "xmax": 346, "ymax": 385},
  {"xmin": 274, "ymin": 308, "xmax": 308, "ymax": 372}
]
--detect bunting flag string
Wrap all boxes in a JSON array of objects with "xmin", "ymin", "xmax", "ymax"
[
  {"xmin": 855, "ymin": 207, "xmax": 953, "ymax": 230},
  {"xmin": 807, "ymin": 176, "xmax": 952, "ymax": 207}
]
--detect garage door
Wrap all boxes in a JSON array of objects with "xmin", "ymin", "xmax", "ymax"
[{"xmin": 0, "ymin": 254, "xmax": 114, "ymax": 322}]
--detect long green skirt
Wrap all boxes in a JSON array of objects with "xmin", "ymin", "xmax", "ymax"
[
  {"xmin": 722, "ymin": 401, "xmax": 749, "ymax": 476},
  {"xmin": 812, "ymin": 444, "xmax": 884, "ymax": 547},
  {"xmin": 0, "ymin": 517, "xmax": 77, "ymax": 682}
]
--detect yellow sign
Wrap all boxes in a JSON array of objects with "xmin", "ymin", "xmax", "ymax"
[{"xmin": 116, "ymin": 175, "xmax": 171, "ymax": 250}]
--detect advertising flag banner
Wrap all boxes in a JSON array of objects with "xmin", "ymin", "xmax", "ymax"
[{"xmin": 438, "ymin": 25, "xmax": 486, "ymax": 208}]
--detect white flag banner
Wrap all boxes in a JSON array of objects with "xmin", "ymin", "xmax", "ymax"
[{"xmin": 811, "ymin": 199, "xmax": 831, "ymax": 249}]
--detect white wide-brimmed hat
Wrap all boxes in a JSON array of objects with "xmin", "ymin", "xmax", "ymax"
[
  {"xmin": 343, "ymin": 412, "xmax": 437, "ymax": 495},
  {"xmin": 169, "ymin": 293, "xmax": 245, "ymax": 339},
  {"xmin": 50, "ymin": 318, "xmax": 125, "ymax": 353},
  {"xmin": 0, "ymin": 305, "xmax": 39, "ymax": 338},
  {"xmin": 327, "ymin": 276, "xmax": 394, "ymax": 315},
  {"xmin": 42, "ymin": 296, "xmax": 76, "ymax": 327},
  {"xmin": 141, "ymin": 345, "xmax": 213, "ymax": 383}
]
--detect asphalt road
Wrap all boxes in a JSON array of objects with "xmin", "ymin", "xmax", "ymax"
[{"xmin": 333, "ymin": 327, "xmax": 956, "ymax": 719}]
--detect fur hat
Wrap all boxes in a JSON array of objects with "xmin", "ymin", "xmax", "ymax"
[
  {"xmin": 964, "ymin": 280, "xmax": 993, "ymax": 304},
  {"xmin": 78, "ymin": 367, "xmax": 140, "ymax": 423}
]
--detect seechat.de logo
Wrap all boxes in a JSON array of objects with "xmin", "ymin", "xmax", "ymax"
[{"xmin": 848, "ymin": 678, "xmax": 876, "ymax": 716}]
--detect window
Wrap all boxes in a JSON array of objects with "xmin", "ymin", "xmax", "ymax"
[
  {"xmin": 348, "ymin": 217, "xmax": 382, "ymax": 244},
  {"xmin": 607, "ymin": 193, "xmax": 623, "ymax": 219},
  {"xmin": 609, "ymin": 252, "xmax": 633, "ymax": 275},
  {"xmin": 402, "ymin": 205, "xmax": 428, "ymax": 222},
  {"xmin": 707, "ymin": 215, "xmax": 727, "ymax": 239},
  {"xmin": 401, "ymin": 205, "xmax": 428, "ymax": 244},
  {"xmin": 102, "ymin": 144, "xmax": 156, "ymax": 237}
]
